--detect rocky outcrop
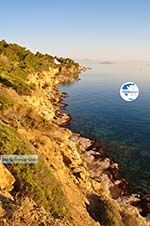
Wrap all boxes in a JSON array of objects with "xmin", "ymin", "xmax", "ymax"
[
  {"xmin": 0, "ymin": 163, "xmax": 15, "ymax": 192},
  {"xmin": 0, "ymin": 163, "xmax": 15, "ymax": 221}
]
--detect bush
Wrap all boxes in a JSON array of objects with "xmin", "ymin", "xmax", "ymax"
[{"xmin": 0, "ymin": 92, "xmax": 14, "ymax": 110}]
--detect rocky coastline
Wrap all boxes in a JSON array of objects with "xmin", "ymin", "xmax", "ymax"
[
  {"xmin": 0, "ymin": 40, "xmax": 149, "ymax": 225},
  {"xmin": 55, "ymin": 68, "xmax": 150, "ymax": 224}
]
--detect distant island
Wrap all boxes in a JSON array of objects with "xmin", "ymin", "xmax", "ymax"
[{"xmin": 99, "ymin": 61, "xmax": 113, "ymax": 64}]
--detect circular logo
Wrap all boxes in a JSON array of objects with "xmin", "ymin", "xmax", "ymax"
[{"xmin": 120, "ymin": 82, "xmax": 139, "ymax": 102}]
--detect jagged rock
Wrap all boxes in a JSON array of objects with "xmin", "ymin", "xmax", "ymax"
[
  {"xmin": 54, "ymin": 112, "xmax": 71, "ymax": 126},
  {"xmin": 0, "ymin": 204, "xmax": 5, "ymax": 217},
  {"xmin": 71, "ymin": 134, "xmax": 93, "ymax": 151},
  {"xmin": 137, "ymin": 195, "xmax": 150, "ymax": 218},
  {"xmin": 0, "ymin": 163, "xmax": 15, "ymax": 191},
  {"xmin": 61, "ymin": 92, "xmax": 69, "ymax": 98},
  {"xmin": 117, "ymin": 194, "xmax": 140, "ymax": 206},
  {"xmin": 72, "ymin": 166, "xmax": 90, "ymax": 181}
]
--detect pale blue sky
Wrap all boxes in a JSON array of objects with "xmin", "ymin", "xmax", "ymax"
[{"xmin": 0, "ymin": 0, "xmax": 150, "ymax": 61}]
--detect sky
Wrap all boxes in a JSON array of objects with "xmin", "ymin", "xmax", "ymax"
[{"xmin": 0, "ymin": 0, "xmax": 150, "ymax": 61}]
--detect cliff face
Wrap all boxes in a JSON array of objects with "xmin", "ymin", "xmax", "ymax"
[{"xmin": 0, "ymin": 41, "xmax": 149, "ymax": 226}]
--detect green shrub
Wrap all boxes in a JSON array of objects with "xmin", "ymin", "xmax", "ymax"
[
  {"xmin": 0, "ymin": 73, "xmax": 32, "ymax": 95},
  {"xmin": 0, "ymin": 92, "xmax": 14, "ymax": 110}
]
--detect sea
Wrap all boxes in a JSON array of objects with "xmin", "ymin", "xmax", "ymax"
[{"xmin": 61, "ymin": 61, "xmax": 150, "ymax": 194}]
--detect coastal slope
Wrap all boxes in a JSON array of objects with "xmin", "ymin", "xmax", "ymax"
[{"xmin": 0, "ymin": 40, "xmax": 149, "ymax": 226}]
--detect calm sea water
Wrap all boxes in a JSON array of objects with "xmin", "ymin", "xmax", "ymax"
[{"xmin": 61, "ymin": 62, "xmax": 150, "ymax": 194}]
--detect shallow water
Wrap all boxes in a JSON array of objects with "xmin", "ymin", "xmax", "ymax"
[{"xmin": 61, "ymin": 62, "xmax": 150, "ymax": 194}]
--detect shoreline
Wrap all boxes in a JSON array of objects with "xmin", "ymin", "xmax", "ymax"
[
  {"xmin": 57, "ymin": 70, "xmax": 150, "ymax": 220},
  {"xmin": 59, "ymin": 87, "xmax": 129, "ymax": 197}
]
